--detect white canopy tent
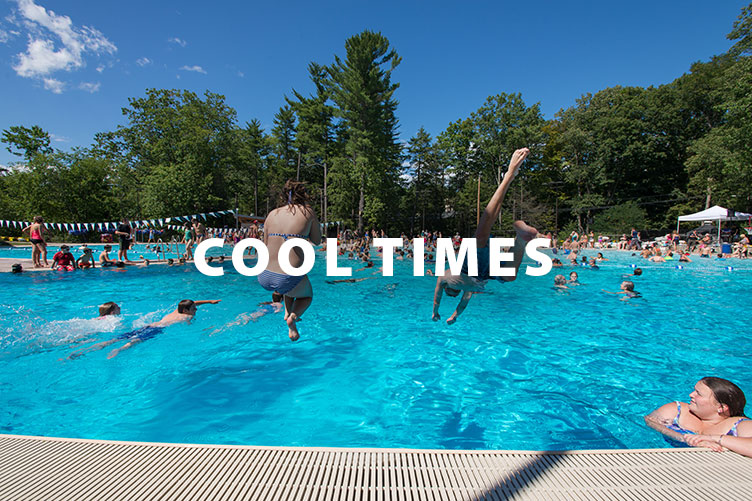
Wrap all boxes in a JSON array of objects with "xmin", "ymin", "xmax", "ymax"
[{"xmin": 676, "ymin": 205, "xmax": 752, "ymax": 242}]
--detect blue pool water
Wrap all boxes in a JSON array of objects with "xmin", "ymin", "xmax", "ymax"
[{"xmin": 1, "ymin": 249, "xmax": 750, "ymax": 450}]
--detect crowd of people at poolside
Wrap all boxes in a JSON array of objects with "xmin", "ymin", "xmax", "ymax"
[{"xmin": 552, "ymin": 226, "xmax": 750, "ymax": 258}]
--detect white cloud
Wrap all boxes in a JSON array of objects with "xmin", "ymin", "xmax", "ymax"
[
  {"xmin": 180, "ymin": 65, "xmax": 206, "ymax": 74},
  {"xmin": 9, "ymin": 0, "xmax": 116, "ymax": 92},
  {"xmin": 50, "ymin": 133, "xmax": 69, "ymax": 142},
  {"xmin": 168, "ymin": 37, "xmax": 186, "ymax": 47},
  {"xmin": 42, "ymin": 77, "xmax": 63, "ymax": 93},
  {"xmin": 79, "ymin": 81, "xmax": 100, "ymax": 93},
  {"xmin": 0, "ymin": 29, "xmax": 9, "ymax": 43},
  {"xmin": 136, "ymin": 57, "xmax": 151, "ymax": 67},
  {"xmin": 237, "ymin": 71, "xmax": 244, "ymax": 78}
]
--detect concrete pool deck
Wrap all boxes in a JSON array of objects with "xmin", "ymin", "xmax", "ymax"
[{"xmin": 0, "ymin": 434, "xmax": 750, "ymax": 500}]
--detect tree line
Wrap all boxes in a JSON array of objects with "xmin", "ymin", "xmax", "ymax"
[{"xmin": 2, "ymin": 5, "xmax": 750, "ymax": 238}]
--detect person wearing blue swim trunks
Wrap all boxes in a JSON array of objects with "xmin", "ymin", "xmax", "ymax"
[
  {"xmin": 432, "ymin": 148, "xmax": 540, "ymax": 325},
  {"xmin": 645, "ymin": 377, "xmax": 752, "ymax": 457},
  {"xmin": 67, "ymin": 299, "xmax": 221, "ymax": 360},
  {"xmin": 258, "ymin": 180, "xmax": 322, "ymax": 341}
]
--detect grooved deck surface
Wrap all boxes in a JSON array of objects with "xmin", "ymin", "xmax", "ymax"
[{"xmin": 1, "ymin": 434, "xmax": 750, "ymax": 500}]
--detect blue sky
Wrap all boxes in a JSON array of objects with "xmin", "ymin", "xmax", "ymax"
[{"xmin": 0, "ymin": 0, "xmax": 747, "ymax": 167}]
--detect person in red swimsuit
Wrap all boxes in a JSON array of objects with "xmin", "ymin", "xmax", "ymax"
[
  {"xmin": 23, "ymin": 216, "xmax": 48, "ymax": 268},
  {"xmin": 52, "ymin": 245, "xmax": 77, "ymax": 271}
]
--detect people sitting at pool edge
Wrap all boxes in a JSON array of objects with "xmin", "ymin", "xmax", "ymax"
[
  {"xmin": 257, "ymin": 180, "xmax": 322, "ymax": 342},
  {"xmin": 52, "ymin": 245, "xmax": 77, "ymax": 271},
  {"xmin": 645, "ymin": 377, "xmax": 752, "ymax": 458},
  {"xmin": 77, "ymin": 248, "xmax": 96, "ymax": 269},
  {"xmin": 432, "ymin": 148, "xmax": 540, "ymax": 325},
  {"xmin": 68, "ymin": 299, "xmax": 221, "ymax": 359}
]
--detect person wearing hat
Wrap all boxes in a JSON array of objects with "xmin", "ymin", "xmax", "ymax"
[{"xmin": 52, "ymin": 245, "xmax": 77, "ymax": 271}]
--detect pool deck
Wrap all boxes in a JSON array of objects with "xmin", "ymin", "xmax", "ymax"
[{"xmin": 1, "ymin": 434, "xmax": 750, "ymax": 500}]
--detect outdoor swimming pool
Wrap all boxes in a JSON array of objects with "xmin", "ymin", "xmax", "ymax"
[{"xmin": 1, "ymin": 248, "xmax": 750, "ymax": 451}]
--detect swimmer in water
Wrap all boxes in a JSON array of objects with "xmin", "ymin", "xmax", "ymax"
[
  {"xmin": 432, "ymin": 148, "xmax": 540, "ymax": 325},
  {"xmin": 602, "ymin": 281, "xmax": 640, "ymax": 300},
  {"xmin": 553, "ymin": 274, "xmax": 569, "ymax": 290},
  {"xmin": 567, "ymin": 271, "xmax": 580, "ymax": 285},
  {"xmin": 326, "ymin": 277, "xmax": 375, "ymax": 284},
  {"xmin": 67, "ymin": 299, "xmax": 220, "ymax": 359},
  {"xmin": 98, "ymin": 302, "xmax": 121, "ymax": 317},
  {"xmin": 623, "ymin": 267, "xmax": 643, "ymax": 278}
]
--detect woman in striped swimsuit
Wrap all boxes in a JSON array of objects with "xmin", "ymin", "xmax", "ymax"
[
  {"xmin": 645, "ymin": 377, "xmax": 752, "ymax": 457},
  {"xmin": 257, "ymin": 180, "xmax": 322, "ymax": 342}
]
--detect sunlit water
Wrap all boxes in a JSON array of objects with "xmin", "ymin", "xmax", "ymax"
[{"xmin": 1, "ymin": 247, "xmax": 750, "ymax": 450}]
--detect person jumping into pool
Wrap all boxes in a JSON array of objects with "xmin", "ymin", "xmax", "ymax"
[
  {"xmin": 432, "ymin": 148, "xmax": 540, "ymax": 325},
  {"xmin": 257, "ymin": 180, "xmax": 322, "ymax": 342},
  {"xmin": 67, "ymin": 299, "xmax": 220, "ymax": 359}
]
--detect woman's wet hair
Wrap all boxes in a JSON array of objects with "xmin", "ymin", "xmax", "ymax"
[
  {"xmin": 280, "ymin": 180, "xmax": 311, "ymax": 207},
  {"xmin": 634, "ymin": 268, "xmax": 642, "ymax": 276},
  {"xmin": 272, "ymin": 292, "xmax": 283, "ymax": 303},
  {"xmin": 701, "ymin": 377, "xmax": 746, "ymax": 417}
]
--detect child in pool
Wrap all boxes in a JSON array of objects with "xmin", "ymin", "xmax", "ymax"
[
  {"xmin": 602, "ymin": 281, "xmax": 640, "ymax": 299},
  {"xmin": 77, "ymin": 248, "xmax": 96, "ymax": 269}
]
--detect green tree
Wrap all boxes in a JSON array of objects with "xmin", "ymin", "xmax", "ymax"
[
  {"xmin": 1, "ymin": 125, "xmax": 53, "ymax": 162},
  {"xmin": 109, "ymin": 89, "xmax": 240, "ymax": 217},
  {"xmin": 329, "ymin": 30, "xmax": 403, "ymax": 232},
  {"xmin": 288, "ymin": 62, "xmax": 337, "ymax": 226}
]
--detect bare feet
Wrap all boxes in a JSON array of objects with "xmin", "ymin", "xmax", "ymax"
[
  {"xmin": 286, "ymin": 313, "xmax": 300, "ymax": 342},
  {"xmin": 505, "ymin": 148, "xmax": 530, "ymax": 180},
  {"xmin": 513, "ymin": 220, "xmax": 539, "ymax": 242}
]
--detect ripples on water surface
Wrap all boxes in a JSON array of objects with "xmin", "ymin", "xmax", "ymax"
[{"xmin": 1, "ymin": 248, "xmax": 750, "ymax": 450}]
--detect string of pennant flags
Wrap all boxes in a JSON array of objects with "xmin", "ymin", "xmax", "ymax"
[
  {"xmin": 1, "ymin": 209, "xmax": 344, "ymax": 232},
  {"xmin": 0, "ymin": 210, "xmax": 236, "ymax": 232}
]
